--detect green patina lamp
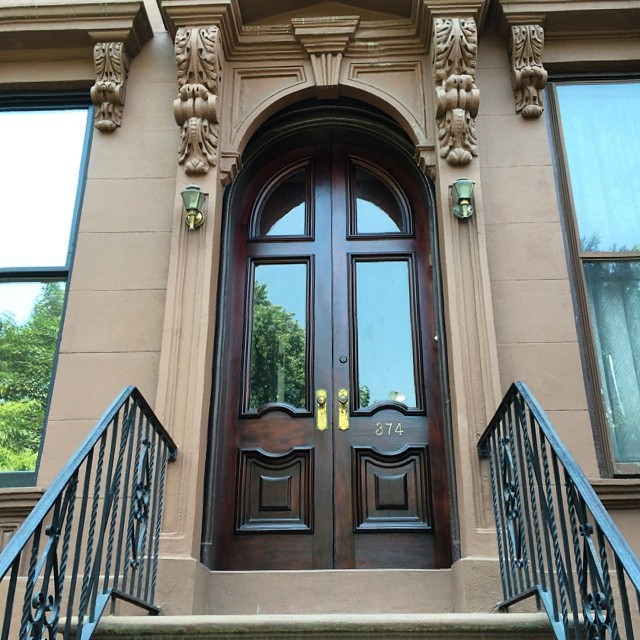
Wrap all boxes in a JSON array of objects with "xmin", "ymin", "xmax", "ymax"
[
  {"xmin": 451, "ymin": 177, "xmax": 475, "ymax": 220},
  {"xmin": 181, "ymin": 184, "xmax": 207, "ymax": 230}
]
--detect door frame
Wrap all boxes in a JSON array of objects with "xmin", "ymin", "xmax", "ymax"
[{"xmin": 201, "ymin": 100, "xmax": 458, "ymax": 569}]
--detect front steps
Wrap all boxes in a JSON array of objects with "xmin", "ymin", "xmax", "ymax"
[
  {"xmin": 90, "ymin": 613, "xmax": 555, "ymax": 639},
  {"xmin": 198, "ymin": 570, "xmax": 455, "ymax": 615}
]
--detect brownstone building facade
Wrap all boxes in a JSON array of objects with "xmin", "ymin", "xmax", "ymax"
[{"xmin": 1, "ymin": 0, "xmax": 639, "ymax": 618}]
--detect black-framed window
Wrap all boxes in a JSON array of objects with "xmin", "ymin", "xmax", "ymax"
[
  {"xmin": 0, "ymin": 94, "xmax": 92, "ymax": 486},
  {"xmin": 549, "ymin": 79, "xmax": 640, "ymax": 474}
]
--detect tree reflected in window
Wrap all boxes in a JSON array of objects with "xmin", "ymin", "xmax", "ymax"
[{"xmin": 248, "ymin": 271, "xmax": 307, "ymax": 411}]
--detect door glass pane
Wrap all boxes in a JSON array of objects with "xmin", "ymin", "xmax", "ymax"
[
  {"xmin": 0, "ymin": 281, "xmax": 65, "ymax": 472},
  {"xmin": 258, "ymin": 169, "xmax": 307, "ymax": 236},
  {"xmin": 355, "ymin": 260, "xmax": 417, "ymax": 409},
  {"xmin": 0, "ymin": 109, "xmax": 88, "ymax": 268},
  {"xmin": 556, "ymin": 82, "xmax": 640, "ymax": 252},
  {"xmin": 585, "ymin": 260, "xmax": 640, "ymax": 462},
  {"xmin": 248, "ymin": 263, "xmax": 308, "ymax": 410},
  {"xmin": 355, "ymin": 166, "xmax": 404, "ymax": 234}
]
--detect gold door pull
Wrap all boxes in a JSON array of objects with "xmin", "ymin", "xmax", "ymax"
[
  {"xmin": 338, "ymin": 388, "xmax": 349, "ymax": 431},
  {"xmin": 316, "ymin": 389, "xmax": 328, "ymax": 431}
]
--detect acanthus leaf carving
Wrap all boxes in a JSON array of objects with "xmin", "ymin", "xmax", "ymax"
[
  {"xmin": 510, "ymin": 24, "xmax": 548, "ymax": 118},
  {"xmin": 90, "ymin": 42, "xmax": 130, "ymax": 132},
  {"xmin": 173, "ymin": 26, "xmax": 220, "ymax": 175},
  {"xmin": 434, "ymin": 18, "xmax": 479, "ymax": 166}
]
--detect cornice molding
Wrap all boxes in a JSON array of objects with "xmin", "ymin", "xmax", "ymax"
[
  {"xmin": 0, "ymin": 1, "xmax": 153, "ymax": 58},
  {"xmin": 497, "ymin": 0, "xmax": 640, "ymax": 39},
  {"xmin": 158, "ymin": 0, "xmax": 489, "ymax": 60}
]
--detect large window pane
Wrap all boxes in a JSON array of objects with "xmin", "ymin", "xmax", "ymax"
[
  {"xmin": 557, "ymin": 83, "xmax": 640, "ymax": 252},
  {"xmin": 0, "ymin": 282, "xmax": 65, "ymax": 472},
  {"xmin": 585, "ymin": 262, "xmax": 640, "ymax": 462},
  {"xmin": 355, "ymin": 260, "xmax": 418, "ymax": 409},
  {"xmin": 0, "ymin": 109, "xmax": 88, "ymax": 267},
  {"xmin": 247, "ymin": 263, "xmax": 308, "ymax": 411},
  {"xmin": 0, "ymin": 103, "xmax": 89, "ymax": 481}
]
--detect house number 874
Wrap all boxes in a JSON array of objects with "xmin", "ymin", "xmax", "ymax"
[{"xmin": 375, "ymin": 422, "xmax": 404, "ymax": 436}]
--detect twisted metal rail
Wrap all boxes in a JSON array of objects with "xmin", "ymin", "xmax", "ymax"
[
  {"xmin": 478, "ymin": 381, "xmax": 640, "ymax": 639},
  {"xmin": 0, "ymin": 386, "xmax": 177, "ymax": 640}
]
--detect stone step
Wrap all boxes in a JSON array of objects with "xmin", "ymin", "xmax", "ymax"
[
  {"xmin": 90, "ymin": 613, "xmax": 555, "ymax": 639},
  {"xmin": 195, "ymin": 569, "xmax": 456, "ymax": 615}
]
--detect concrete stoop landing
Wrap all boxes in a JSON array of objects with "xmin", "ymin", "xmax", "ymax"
[{"xmin": 90, "ymin": 612, "xmax": 555, "ymax": 639}]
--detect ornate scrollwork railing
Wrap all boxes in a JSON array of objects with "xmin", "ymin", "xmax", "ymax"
[
  {"xmin": 478, "ymin": 382, "xmax": 640, "ymax": 639},
  {"xmin": 0, "ymin": 387, "xmax": 177, "ymax": 640}
]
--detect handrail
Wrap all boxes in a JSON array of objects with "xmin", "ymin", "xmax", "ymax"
[
  {"xmin": 0, "ymin": 386, "xmax": 178, "ymax": 640},
  {"xmin": 478, "ymin": 381, "xmax": 640, "ymax": 639}
]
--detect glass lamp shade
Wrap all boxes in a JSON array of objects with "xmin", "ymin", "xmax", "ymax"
[
  {"xmin": 451, "ymin": 177, "xmax": 475, "ymax": 219},
  {"xmin": 181, "ymin": 184, "xmax": 206, "ymax": 213}
]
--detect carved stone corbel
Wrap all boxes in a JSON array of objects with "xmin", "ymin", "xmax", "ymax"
[
  {"xmin": 292, "ymin": 17, "xmax": 359, "ymax": 99},
  {"xmin": 510, "ymin": 24, "xmax": 548, "ymax": 118},
  {"xmin": 91, "ymin": 42, "xmax": 130, "ymax": 132},
  {"xmin": 433, "ymin": 18, "xmax": 480, "ymax": 166},
  {"xmin": 173, "ymin": 26, "xmax": 220, "ymax": 175}
]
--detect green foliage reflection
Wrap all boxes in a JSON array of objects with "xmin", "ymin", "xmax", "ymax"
[
  {"xmin": 249, "ymin": 281, "xmax": 306, "ymax": 410},
  {"xmin": 0, "ymin": 282, "xmax": 64, "ymax": 471}
]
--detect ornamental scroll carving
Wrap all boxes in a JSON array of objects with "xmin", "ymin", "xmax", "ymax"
[
  {"xmin": 173, "ymin": 26, "xmax": 220, "ymax": 175},
  {"xmin": 91, "ymin": 42, "xmax": 130, "ymax": 132},
  {"xmin": 510, "ymin": 25, "xmax": 548, "ymax": 118},
  {"xmin": 434, "ymin": 18, "xmax": 480, "ymax": 166}
]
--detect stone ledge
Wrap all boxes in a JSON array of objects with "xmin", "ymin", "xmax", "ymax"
[
  {"xmin": 0, "ymin": 486, "xmax": 43, "ymax": 553},
  {"xmin": 0, "ymin": 0, "xmax": 152, "ymax": 60},
  {"xmin": 591, "ymin": 478, "xmax": 640, "ymax": 510},
  {"xmin": 89, "ymin": 613, "xmax": 555, "ymax": 639}
]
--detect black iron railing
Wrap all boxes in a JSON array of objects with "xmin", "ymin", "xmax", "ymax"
[
  {"xmin": 478, "ymin": 381, "xmax": 640, "ymax": 639},
  {"xmin": 0, "ymin": 386, "xmax": 177, "ymax": 640}
]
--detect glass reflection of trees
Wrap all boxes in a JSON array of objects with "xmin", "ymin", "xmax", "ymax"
[{"xmin": 248, "ymin": 281, "xmax": 306, "ymax": 411}]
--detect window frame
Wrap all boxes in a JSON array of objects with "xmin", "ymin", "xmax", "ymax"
[
  {"xmin": 0, "ymin": 91, "xmax": 93, "ymax": 487},
  {"xmin": 548, "ymin": 76, "xmax": 640, "ymax": 477}
]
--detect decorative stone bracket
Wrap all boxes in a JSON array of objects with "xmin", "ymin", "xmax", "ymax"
[
  {"xmin": 91, "ymin": 42, "xmax": 130, "ymax": 132},
  {"xmin": 510, "ymin": 24, "xmax": 547, "ymax": 118},
  {"xmin": 173, "ymin": 26, "xmax": 220, "ymax": 175},
  {"xmin": 433, "ymin": 18, "xmax": 480, "ymax": 166},
  {"xmin": 292, "ymin": 17, "xmax": 359, "ymax": 99}
]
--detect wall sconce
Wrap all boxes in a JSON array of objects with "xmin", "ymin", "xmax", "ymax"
[
  {"xmin": 451, "ymin": 177, "xmax": 475, "ymax": 220},
  {"xmin": 181, "ymin": 184, "xmax": 207, "ymax": 230}
]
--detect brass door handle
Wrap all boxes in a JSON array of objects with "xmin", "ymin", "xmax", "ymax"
[
  {"xmin": 316, "ymin": 389, "xmax": 328, "ymax": 431},
  {"xmin": 338, "ymin": 388, "xmax": 349, "ymax": 431}
]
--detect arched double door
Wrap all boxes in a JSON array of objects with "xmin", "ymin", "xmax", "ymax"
[{"xmin": 205, "ymin": 109, "xmax": 452, "ymax": 570}]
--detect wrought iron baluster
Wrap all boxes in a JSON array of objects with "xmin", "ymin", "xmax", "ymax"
[
  {"xmin": 0, "ymin": 386, "xmax": 177, "ymax": 640},
  {"xmin": 479, "ymin": 381, "xmax": 640, "ymax": 640}
]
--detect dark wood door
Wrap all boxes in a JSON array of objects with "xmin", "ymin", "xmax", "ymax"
[{"xmin": 211, "ymin": 131, "xmax": 451, "ymax": 570}]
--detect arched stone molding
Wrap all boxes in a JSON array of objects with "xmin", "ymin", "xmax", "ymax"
[{"xmin": 220, "ymin": 66, "xmax": 433, "ymax": 184}]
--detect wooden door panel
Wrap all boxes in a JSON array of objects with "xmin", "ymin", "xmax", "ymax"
[
  {"xmin": 235, "ymin": 447, "xmax": 314, "ymax": 532},
  {"xmin": 352, "ymin": 445, "xmax": 432, "ymax": 532}
]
